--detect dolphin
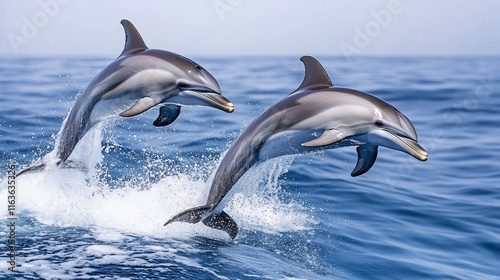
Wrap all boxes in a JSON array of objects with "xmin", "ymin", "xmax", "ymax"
[
  {"xmin": 18, "ymin": 19, "xmax": 234, "ymax": 175},
  {"xmin": 164, "ymin": 56, "xmax": 428, "ymax": 239}
]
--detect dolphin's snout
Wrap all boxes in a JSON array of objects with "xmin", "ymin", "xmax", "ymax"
[
  {"xmin": 395, "ymin": 135, "xmax": 428, "ymax": 161},
  {"xmin": 176, "ymin": 79, "xmax": 234, "ymax": 113},
  {"xmin": 177, "ymin": 65, "xmax": 235, "ymax": 112},
  {"xmin": 174, "ymin": 88, "xmax": 234, "ymax": 113},
  {"xmin": 368, "ymin": 129, "xmax": 428, "ymax": 162},
  {"xmin": 198, "ymin": 92, "xmax": 235, "ymax": 113}
]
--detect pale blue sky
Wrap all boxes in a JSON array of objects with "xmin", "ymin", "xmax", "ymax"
[{"xmin": 1, "ymin": 0, "xmax": 499, "ymax": 57}]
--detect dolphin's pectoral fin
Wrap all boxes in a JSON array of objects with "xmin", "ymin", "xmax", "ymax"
[
  {"xmin": 120, "ymin": 19, "xmax": 148, "ymax": 56},
  {"xmin": 119, "ymin": 97, "xmax": 158, "ymax": 117},
  {"xmin": 164, "ymin": 205, "xmax": 211, "ymax": 225},
  {"xmin": 292, "ymin": 56, "xmax": 333, "ymax": 93},
  {"xmin": 153, "ymin": 105, "xmax": 181, "ymax": 127},
  {"xmin": 351, "ymin": 145, "xmax": 378, "ymax": 177},
  {"xmin": 202, "ymin": 211, "xmax": 238, "ymax": 239},
  {"xmin": 301, "ymin": 129, "xmax": 347, "ymax": 147}
]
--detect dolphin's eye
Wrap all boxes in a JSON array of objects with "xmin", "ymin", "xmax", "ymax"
[
  {"xmin": 375, "ymin": 121, "xmax": 384, "ymax": 127},
  {"xmin": 178, "ymin": 82, "xmax": 188, "ymax": 89}
]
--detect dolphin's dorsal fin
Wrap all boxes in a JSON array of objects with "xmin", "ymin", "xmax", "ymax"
[
  {"xmin": 120, "ymin": 19, "xmax": 148, "ymax": 56},
  {"xmin": 292, "ymin": 56, "xmax": 333, "ymax": 93}
]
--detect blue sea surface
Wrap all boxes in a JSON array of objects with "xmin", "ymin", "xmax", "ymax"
[{"xmin": 0, "ymin": 56, "xmax": 499, "ymax": 279}]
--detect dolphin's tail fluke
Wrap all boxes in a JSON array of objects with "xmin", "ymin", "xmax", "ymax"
[
  {"xmin": 17, "ymin": 158, "xmax": 63, "ymax": 177},
  {"xmin": 164, "ymin": 206, "xmax": 239, "ymax": 239},
  {"xmin": 17, "ymin": 162, "xmax": 47, "ymax": 177},
  {"xmin": 202, "ymin": 211, "xmax": 238, "ymax": 239},
  {"xmin": 164, "ymin": 205, "xmax": 210, "ymax": 224}
]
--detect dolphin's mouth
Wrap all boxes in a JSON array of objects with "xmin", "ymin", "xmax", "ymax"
[
  {"xmin": 191, "ymin": 92, "xmax": 235, "ymax": 113},
  {"xmin": 176, "ymin": 81, "xmax": 234, "ymax": 113},
  {"xmin": 393, "ymin": 134, "xmax": 428, "ymax": 161},
  {"xmin": 168, "ymin": 90, "xmax": 235, "ymax": 113}
]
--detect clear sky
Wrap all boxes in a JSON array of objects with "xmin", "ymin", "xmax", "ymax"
[{"xmin": 1, "ymin": 0, "xmax": 499, "ymax": 57}]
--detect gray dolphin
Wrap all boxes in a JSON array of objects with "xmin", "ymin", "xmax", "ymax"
[
  {"xmin": 18, "ymin": 19, "xmax": 234, "ymax": 175},
  {"xmin": 164, "ymin": 56, "xmax": 428, "ymax": 239}
]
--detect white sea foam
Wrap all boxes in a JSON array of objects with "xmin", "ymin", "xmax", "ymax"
[
  {"xmin": 227, "ymin": 157, "xmax": 314, "ymax": 234},
  {"xmin": 0, "ymin": 125, "xmax": 313, "ymax": 241}
]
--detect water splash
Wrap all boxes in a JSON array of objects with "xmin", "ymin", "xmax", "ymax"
[
  {"xmin": 227, "ymin": 156, "xmax": 314, "ymax": 235},
  {"xmin": 1, "ymin": 127, "xmax": 312, "ymax": 240}
]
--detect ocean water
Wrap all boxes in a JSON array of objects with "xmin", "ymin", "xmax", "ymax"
[{"xmin": 0, "ymin": 56, "xmax": 499, "ymax": 279}]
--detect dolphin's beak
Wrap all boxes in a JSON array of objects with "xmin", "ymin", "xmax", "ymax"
[
  {"xmin": 390, "ymin": 133, "xmax": 428, "ymax": 161},
  {"xmin": 189, "ymin": 91, "xmax": 235, "ymax": 113},
  {"xmin": 366, "ymin": 129, "xmax": 428, "ymax": 161},
  {"xmin": 190, "ymin": 69, "xmax": 234, "ymax": 113},
  {"xmin": 176, "ymin": 82, "xmax": 234, "ymax": 113},
  {"xmin": 367, "ymin": 129, "xmax": 429, "ymax": 161}
]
